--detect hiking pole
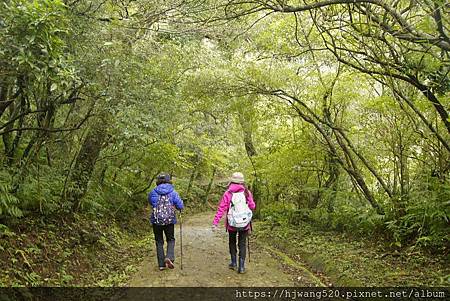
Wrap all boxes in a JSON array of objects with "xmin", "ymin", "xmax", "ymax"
[
  {"xmin": 248, "ymin": 222, "xmax": 252, "ymax": 263},
  {"xmin": 247, "ymin": 233, "xmax": 251, "ymax": 263},
  {"xmin": 179, "ymin": 211, "xmax": 183, "ymax": 270},
  {"xmin": 247, "ymin": 221, "xmax": 253, "ymax": 262}
]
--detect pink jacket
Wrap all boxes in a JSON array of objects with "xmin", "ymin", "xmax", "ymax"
[{"xmin": 212, "ymin": 183, "xmax": 256, "ymax": 232}]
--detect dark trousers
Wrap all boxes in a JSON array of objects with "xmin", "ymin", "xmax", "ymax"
[
  {"xmin": 152, "ymin": 224, "xmax": 175, "ymax": 268},
  {"xmin": 229, "ymin": 230, "xmax": 247, "ymax": 260}
]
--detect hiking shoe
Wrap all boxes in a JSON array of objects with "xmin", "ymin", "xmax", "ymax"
[
  {"xmin": 229, "ymin": 254, "xmax": 237, "ymax": 270},
  {"xmin": 159, "ymin": 267, "xmax": 165, "ymax": 271},
  {"xmin": 164, "ymin": 258, "xmax": 175, "ymax": 269},
  {"xmin": 228, "ymin": 262, "xmax": 237, "ymax": 270},
  {"xmin": 238, "ymin": 258, "xmax": 245, "ymax": 274}
]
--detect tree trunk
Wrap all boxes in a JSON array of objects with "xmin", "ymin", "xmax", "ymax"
[
  {"xmin": 237, "ymin": 109, "xmax": 262, "ymax": 218},
  {"xmin": 0, "ymin": 84, "xmax": 13, "ymax": 119},
  {"xmin": 415, "ymin": 81, "xmax": 450, "ymax": 134},
  {"xmin": 98, "ymin": 164, "xmax": 108, "ymax": 185},
  {"xmin": 278, "ymin": 94, "xmax": 384, "ymax": 214},
  {"xmin": 393, "ymin": 90, "xmax": 450, "ymax": 153},
  {"xmin": 399, "ymin": 143, "xmax": 409, "ymax": 198},
  {"xmin": 67, "ymin": 118, "xmax": 107, "ymax": 212},
  {"xmin": 2, "ymin": 101, "xmax": 19, "ymax": 164},
  {"xmin": 312, "ymin": 94, "xmax": 341, "ymax": 210},
  {"xmin": 186, "ymin": 159, "xmax": 199, "ymax": 197},
  {"xmin": 325, "ymin": 155, "xmax": 340, "ymax": 213},
  {"xmin": 203, "ymin": 167, "xmax": 216, "ymax": 203},
  {"xmin": 335, "ymin": 134, "xmax": 384, "ymax": 214}
]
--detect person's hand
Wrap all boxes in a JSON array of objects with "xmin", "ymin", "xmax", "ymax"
[{"xmin": 211, "ymin": 224, "xmax": 219, "ymax": 232}]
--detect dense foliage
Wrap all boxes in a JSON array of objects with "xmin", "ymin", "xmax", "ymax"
[{"xmin": 1, "ymin": 0, "xmax": 448, "ymax": 259}]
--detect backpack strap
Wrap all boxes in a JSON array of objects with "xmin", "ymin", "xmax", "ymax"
[
  {"xmin": 243, "ymin": 187, "xmax": 251, "ymax": 203},
  {"xmin": 227, "ymin": 191, "xmax": 234, "ymax": 212}
]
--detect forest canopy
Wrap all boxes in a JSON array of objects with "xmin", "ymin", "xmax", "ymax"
[{"xmin": 0, "ymin": 0, "xmax": 449, "ymax": 254}]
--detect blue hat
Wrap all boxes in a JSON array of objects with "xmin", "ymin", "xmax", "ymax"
[{"xmin": 157, "ymin": 173, "xmax": 171, "ymax": 182}]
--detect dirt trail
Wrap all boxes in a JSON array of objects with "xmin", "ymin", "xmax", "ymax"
[{"xmin": 128, "ymin": 212, "xmax": 318, "ymax": 287}]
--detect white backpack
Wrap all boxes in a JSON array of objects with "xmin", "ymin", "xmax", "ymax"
[{"xmin": 227, "ymin": 191, "xmax": 252, "ymax": 230}]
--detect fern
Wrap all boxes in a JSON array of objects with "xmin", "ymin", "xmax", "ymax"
[{"xmin": 0, "ymin": 174, "xmax": 23, "ymax": 218}]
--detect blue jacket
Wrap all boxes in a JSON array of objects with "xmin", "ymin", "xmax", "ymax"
[{"xmin": 148, "ymin": 183, "xmax": 184, "ymax": 224}]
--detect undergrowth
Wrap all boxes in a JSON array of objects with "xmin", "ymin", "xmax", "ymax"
[
  {"xmin": 0, "ymin": 208, "xmax": 151, "ymax": 287},
  {"xmin": 256, "ymin": 202, "xmax": 450, "ymax": 286}
]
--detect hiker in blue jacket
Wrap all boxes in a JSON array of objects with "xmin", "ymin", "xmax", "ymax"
[{"xmin": 148, "ymin": 173, "xmax": 184, "ymax": 270}]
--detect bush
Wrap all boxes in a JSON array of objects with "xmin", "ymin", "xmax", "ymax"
[
  {"xmin": 260, "ymin": 202, "xmax": 296, "ymax": 226},
  {"xmin": 385, "ymin": 176, "xmax": 449, "ymax": 252},
  {"xmin": 16, "ymin": 165, "xmax": 65, "ymax": 215}
]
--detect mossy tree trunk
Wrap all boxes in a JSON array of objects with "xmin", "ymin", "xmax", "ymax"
[{"xmin": 66, "ymin": 118, "xmax": 108, "ymax": 212}]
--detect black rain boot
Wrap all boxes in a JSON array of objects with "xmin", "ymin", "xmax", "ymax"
[
  {"xmin": 229, "ymin": 254, "xmax": 237, "ymax": 270},
  {"xmin": 238, "ymin": 257, "xmax": 245, "ymax": 274}
]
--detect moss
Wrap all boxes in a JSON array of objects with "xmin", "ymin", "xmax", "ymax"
[{"xmin": 255, "ymin": 220, "xmax": 449, "ymax": 287}]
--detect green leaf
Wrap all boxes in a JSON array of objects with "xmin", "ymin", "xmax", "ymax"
[{"xmin": 50, "ymin": 83, "xmax": 57, "ymax": 92}]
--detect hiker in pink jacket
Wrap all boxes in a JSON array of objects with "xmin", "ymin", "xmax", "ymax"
[{"xmin": 212, "ymin": 172, "xmax": 256, "ymax": 273}]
